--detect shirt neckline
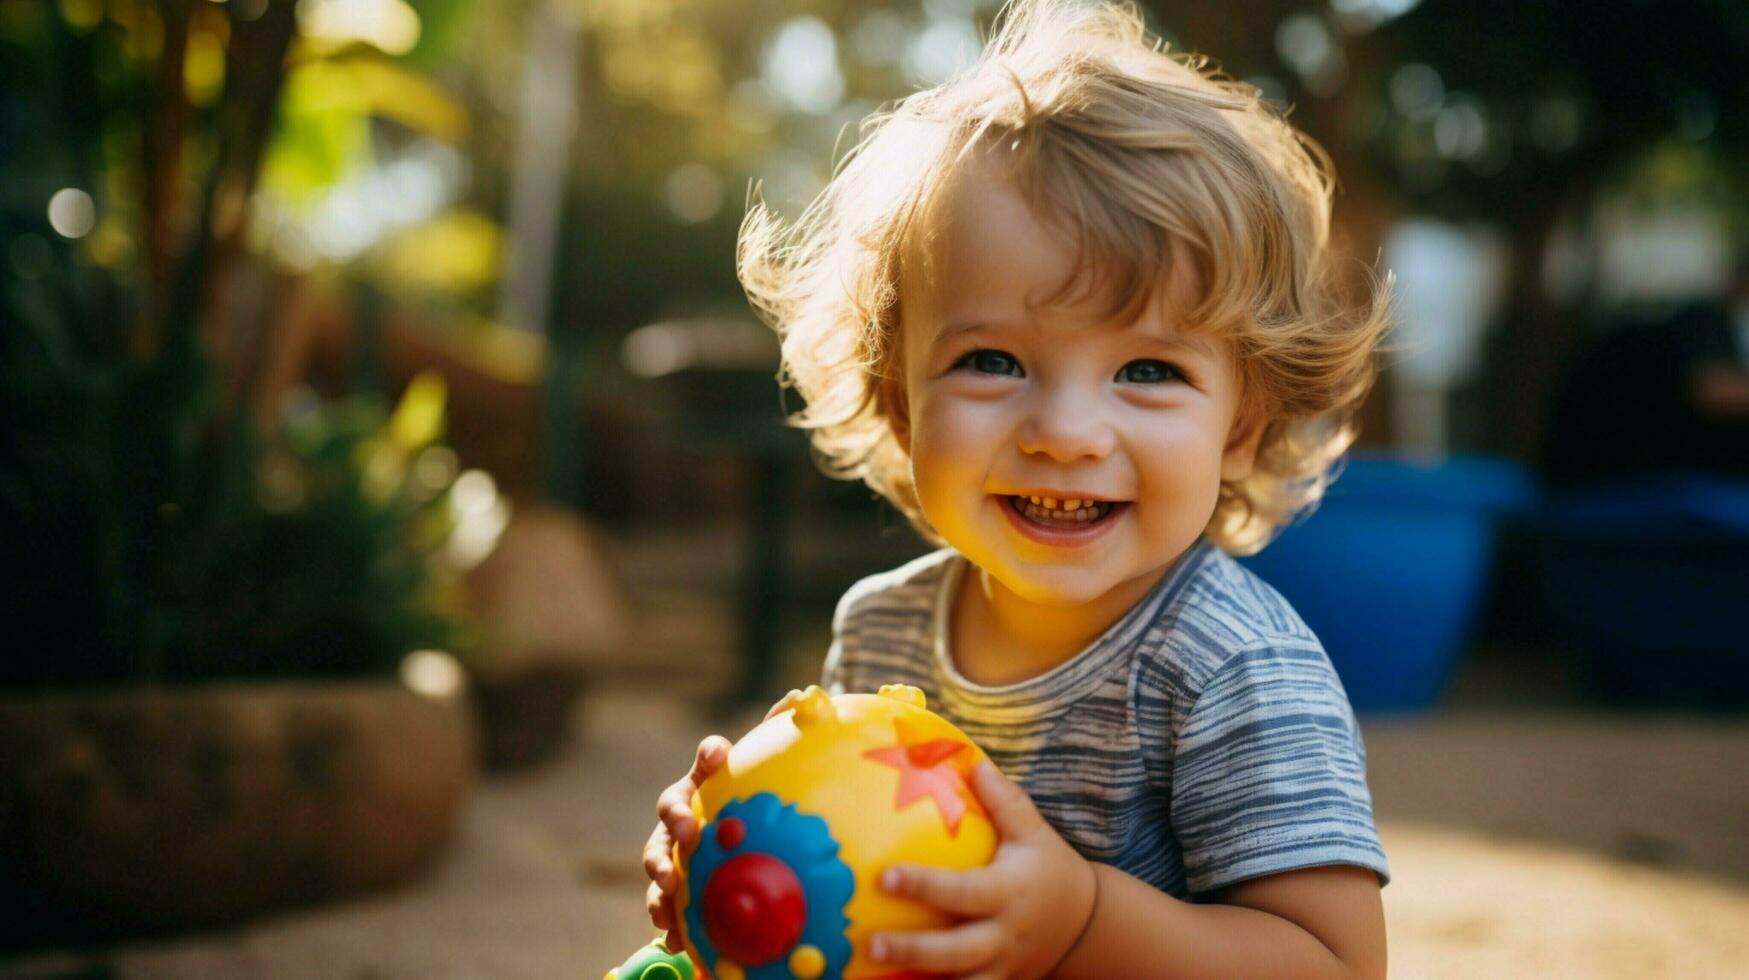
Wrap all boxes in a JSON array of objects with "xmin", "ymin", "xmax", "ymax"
[{"xmin": 930, "ymin": 539, "xmax": 1214, "ymax": 703}]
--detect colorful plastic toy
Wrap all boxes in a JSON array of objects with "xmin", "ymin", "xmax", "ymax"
[
  {"xmin": 672, "ymin": 684, "xmax": 998, "ymax": 980},
  {"xmin": 605, "ymin": 941, "xmax": 697, "ymax": 980}
]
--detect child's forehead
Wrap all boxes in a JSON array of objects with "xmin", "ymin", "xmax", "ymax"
[
  {"xmin": 908, "ymin": 160, "xmax": 1075, "ymax": 295},
  {"xmin": 898, "ymin": 157, "xmax": 1209, "ymax": 342}
]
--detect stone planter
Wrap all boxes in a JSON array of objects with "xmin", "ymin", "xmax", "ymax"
[{"xmin": 0, "ymin": 677, "xmax": 476, "ymax": 947}]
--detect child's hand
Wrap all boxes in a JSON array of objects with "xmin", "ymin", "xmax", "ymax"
[
  {"xmin": 640, "ymin": 691, "xmax": 812, "ymax": 950},
  {"xmin": 642, "ymin": 734, "xmax": 730, "ymax": 950},
  {"xmin": 871, "ymin": 761, "xmax": 1098, "ymax": 979}
]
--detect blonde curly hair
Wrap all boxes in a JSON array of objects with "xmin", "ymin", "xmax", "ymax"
[{"xmin": 738, "ymin": 0, "xmax": 1390, "ymax": 555}]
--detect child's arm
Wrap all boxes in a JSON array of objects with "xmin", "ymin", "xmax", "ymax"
[
  {"xmin": 1057, "ymin": 861, "xmax": 1386, "ymax": 979},
  {"xmin": 873, "ymin": 763, "xmax": 1385, "ymax": 980}
]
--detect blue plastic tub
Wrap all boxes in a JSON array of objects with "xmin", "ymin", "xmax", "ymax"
[
  {"xmin": 1533, "ymin": 475, "xmax": 1749, "ymax": 709},
  {"xmin": 1239, "ymin": 454, "xmax": 1533, "ymax": 711}
]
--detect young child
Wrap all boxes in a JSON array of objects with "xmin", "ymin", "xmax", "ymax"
[{"xmin": 644, "ymin": 0, "xmax": 1391, "ymax": 975}]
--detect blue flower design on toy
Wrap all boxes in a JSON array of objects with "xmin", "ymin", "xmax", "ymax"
[{"xmin": 683, "ymin": 791, "xmax": 854, "ymax": 980}]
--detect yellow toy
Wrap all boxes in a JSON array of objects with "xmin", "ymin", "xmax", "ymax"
[{"xmin": 674, "ymin": 685, "xmax": 997, "ymax": 980}]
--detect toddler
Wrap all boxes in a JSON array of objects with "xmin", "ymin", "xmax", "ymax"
[{"xmin": 644, "ymin": 1, "xmax": 1391, "ymax": 975}]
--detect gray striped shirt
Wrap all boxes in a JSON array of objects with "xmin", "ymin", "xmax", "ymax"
[{"xmin": 821, "ymin": 539, "xmax": 1389, "ymax": 898}]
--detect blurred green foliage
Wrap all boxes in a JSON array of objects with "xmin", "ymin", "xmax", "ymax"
[
  {"xmin": 0, "ymin": 0, "xmax": 479, "ymax": 690},
  {"xmin": 0, "ymin": 301, "xmax": 471, "ymax": 689}
]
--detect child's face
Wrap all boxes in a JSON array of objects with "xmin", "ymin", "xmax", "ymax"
[{"xmin": 889, "ymin": 167, "xmax": 1262, "ymax": 608}]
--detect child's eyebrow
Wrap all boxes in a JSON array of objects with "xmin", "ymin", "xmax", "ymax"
[
  {"xmin": 1133, "ymin": 330, "xmax": 1218, "ymax": 361},
  {"xmin": 932, "ymin": 320, "xmax": 993, "ymax": 345}
]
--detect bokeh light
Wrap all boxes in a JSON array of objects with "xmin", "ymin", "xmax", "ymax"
[
  {"xmin": 447, "ymin": 469, "xmax": 509, "ymax": 571},
  {"xmin": 905, "ymin": 16, "xmax": 980, "ymax": 86},
  {"xmin": 298, "ymin": 0, "xmax": 421, "ymax": 55},
  {"xmin": 46, "ymin": 188, "xmax": 96, "ymax": 239},
  {"xmin": 1275, "ymin": 12, "xmax": 1346, "ymax": 96},
  {"xmin": 400, "ymin": 649, "xmax": 465, "ymax": 700},
  {"xmin": 665, "ymin": 162, "xmax": 725, "ymax": 224},
  {"xmin": 1389, "ymin": 63, "xmax": 1445, "ymax": 120},
  {"xmin": 852, "ymin": 9, "xmax": 910, "ymax": 67},
  {"xmin": 1329, "ymin": 0, "xmax": 1423, "ymax": 33},
  {"xmin": 762, "ymin": 17, "xmax": 844, "ymax": 115},
  {"xmin": 1434, "ymin": 96, "xmax": 1487, "ymax": 161}
]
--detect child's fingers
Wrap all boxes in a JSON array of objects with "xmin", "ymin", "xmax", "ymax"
[
  {"xmin": 655, "ymin": 779, "xmax": 691, "ymax": 822},
  {"xmin": 641, "ymin": 824, "xmax": 677, "ymax": 890},
  {"xmin": 657, "ymin": 736, "xmax": 731, "ymax": 847},
  {"xmin": 868, "ymin": 921, "xmax": 1002, "ymax": 974},
  {"xmin": 657, "ymin": 791, "xmax": 697, "ymax": 850},
  {"xmin": 655, "ymin": 783, "xmax": 702, "ymax": 845},
  {"xmin": 879, "ymin": 863, "xmax": 1002, "ymax": 917},
  {"xmin": 655, "ymin": 739, "xmax": 728, "ymax": 819},
  {"xmin": 688, "ymin": 735, "xmax": 731, "ymax": 783},
  {"xmin": 645, "ymin": 880, "xmax": 675, "ymax": 932},
  {"xmin": 968, "ymin": 761, "xmax": 1048, "ymax": 841}
]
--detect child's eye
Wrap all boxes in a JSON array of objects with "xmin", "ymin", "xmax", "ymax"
[
  {"xmin": 953, "ymin": 348, "xmax": 1024, "ymax": 378},
  {"xmin": 1116, "ymin": 359, "xmax": 1181, "ymax": 385}
]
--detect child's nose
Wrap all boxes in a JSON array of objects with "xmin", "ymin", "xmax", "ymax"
[{"xmin": 1017, "ymin": 386, "xmax": 1116, "ymax": 462}]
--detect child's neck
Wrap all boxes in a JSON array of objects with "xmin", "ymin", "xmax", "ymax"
[{"xmin": 950, "ymin": 562, "xmax": 1169, "ymax": 686}]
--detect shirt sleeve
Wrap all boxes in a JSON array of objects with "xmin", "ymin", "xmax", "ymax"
[
  {"xmin": 820, "ymin": 636, "xmax": 846, "ymax": 696},
  {"xmin": 819, "ymin": 584, "xmax": 857, "ymax": 696},
  {"xmin": 1169, "ymin": 643, "xmax": 1390, "ymax": 896}
]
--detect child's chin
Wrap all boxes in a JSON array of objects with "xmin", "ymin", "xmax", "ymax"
[{"xmin": 997, "ymin": 568, "xmax": 1114, "ymax": 607}]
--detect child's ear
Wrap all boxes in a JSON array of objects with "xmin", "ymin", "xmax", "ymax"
[
  {"xmin": 876, "ymin": 375, "xmax": 912, "ymax": 454},
  {"xmin": 1221, "ymin": 401, "xmax": 1267, "ymax": 483}
]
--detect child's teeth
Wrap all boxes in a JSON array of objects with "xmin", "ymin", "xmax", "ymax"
[
  {"xmin": 1043, "ymin": 497, "xmax": 1058, "ymax": 509},
  {"xmin": 1012, "ymin": 496, "xmax": 1113, "ymax": 526}
]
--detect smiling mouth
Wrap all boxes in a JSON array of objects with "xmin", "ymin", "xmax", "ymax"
[{"xmin": 1003, "ymin": 494, "xmax": 1124, "ymax": 529}]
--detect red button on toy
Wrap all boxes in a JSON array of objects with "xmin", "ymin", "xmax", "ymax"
[
  {"xmin": 701, "ymin": 853, "xmax": 805, "ymax": 964},
  {"xmin": 714, "ymin": 816, "xmax": 746, "ymax": 850}
]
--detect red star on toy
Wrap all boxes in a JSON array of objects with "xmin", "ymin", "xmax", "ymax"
[{"xmin": 862, "ymin": 718, "xmax": 986, "ymax": 835}]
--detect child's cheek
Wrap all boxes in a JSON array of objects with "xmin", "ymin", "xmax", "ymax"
[{"xmin": 909, "ymin": 395, "xmax": 1005, "ymax": 537}]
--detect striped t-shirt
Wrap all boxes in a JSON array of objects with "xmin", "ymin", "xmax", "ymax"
[{"xmin": 821, "ymin": 538, "xmax": 1389, "ymax": 899}]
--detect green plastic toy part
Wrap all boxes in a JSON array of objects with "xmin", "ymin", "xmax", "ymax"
[{"xmin": 604, "ymin": 940, "xmax": 696, "ymax": 980}]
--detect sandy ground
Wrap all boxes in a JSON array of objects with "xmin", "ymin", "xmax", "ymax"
[{"xmin": 3, "ymin": 687, "xmax": 1745, "ymax": 980}]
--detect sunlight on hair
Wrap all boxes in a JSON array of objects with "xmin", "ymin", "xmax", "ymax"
[{"xmin": 738, "ymin": 0, "xmax": 1392, "ymax": 555}]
